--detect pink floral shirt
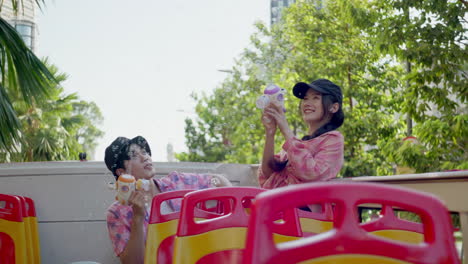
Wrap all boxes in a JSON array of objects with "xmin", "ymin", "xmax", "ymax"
[
  {"xmin": 106, "ymin": 171, "xmax": 214, "ymax": 256},
  {"xmin": 258, "ymin": 131, "xmax": 344, "ymax": 189}
]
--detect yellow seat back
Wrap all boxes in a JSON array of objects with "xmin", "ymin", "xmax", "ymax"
[
  {"xmin": 144, "ymin": 189, "xmax": 194, "ymax": 264},
  {"xmin": 173, "ymin": 187, "xmax": 301, "ymax": 264},
  {"xmin": 0, "ymin": 194, "xmax": 28, "ymax": 264},
  {"xmin": 24, "ymin": 196, "xmax": 41, "ymax": 264},
  {"xmin": 298, "ymin": 254, "xmax": 411, "ymax": 264}
]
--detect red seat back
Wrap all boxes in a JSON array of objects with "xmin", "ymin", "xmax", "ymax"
[
  {"xmin": 297, "ymin": 203, "xmax": 334, "ymax": 236},
  {"xmin": 243, "ymin": 182, "xmax": 460, "ymax": 264},
  {"xmin": 360, "ymin": 204, "xmax": 424, "ymax": 244},
  {"xmin": 145, "ymin": 189, "xmax": 194, "ymax": 264},
  {"xmin": 22, "ymin": 196, "xmax": 41, "ymax": 264},
  {"xmin": 0, "ymin": 194, "xmax": 27, "ymax": 264},
  {"xmin": 173, "ymin": 187, "xmax": 302, "ymax": 264}
]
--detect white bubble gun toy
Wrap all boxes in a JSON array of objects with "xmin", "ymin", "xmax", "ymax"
[
  {"xmin": 256, "ymin": 84, "xmax": 286, "ymax": 113},
  {"xmin": 113, "ymin": 174, "xmax": 150, "ymax": 205}
]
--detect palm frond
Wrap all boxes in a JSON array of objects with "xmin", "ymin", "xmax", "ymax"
[
  {"xmin": 0, "ymin": 16, "xmax": 57, "ymax": 152},
  {"xmin": 0, "ymin": 82, "xmax": 20, "ymax": 151},
  {"xmin": 0, "ymin": 0, "xmax": 46, "ymax": 14}
]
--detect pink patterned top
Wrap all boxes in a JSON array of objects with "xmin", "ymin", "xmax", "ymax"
[
  {"xmin": 258, "ymin": 131, "xmax": 344, "ymax": 189},
  {"xmin": 106, "ymin": 171, "xmax": 214, "ymax": 256}
]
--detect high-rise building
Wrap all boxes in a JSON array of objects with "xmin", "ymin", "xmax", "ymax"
[
  {"xmin": 271, "ymin": 0, "xmax": 296, "ymax": 26},
  {"xmin": 271, "ymin": 0, "xmax": 324, "ymax": 26},
  {"xmin": 0, "ymin": 0, "xmax": 37, "ymax": 51}
]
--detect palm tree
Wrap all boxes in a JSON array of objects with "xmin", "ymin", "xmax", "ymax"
[
  {"xmin": 9, "ymin": 60, "xmax": 71, "ymax": 161},
  {"xmin": 7, "ymin": 60, "xmax": 104, "ymax": 162},
  {"xmin": 0, "ymin": 0, "xmax": 57, "ymax": 153}
]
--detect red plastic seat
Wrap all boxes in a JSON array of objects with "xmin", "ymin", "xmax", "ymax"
[
  {"xmin": 15, "ymin": 196, "xmax": 34, "ymax": 264},
  {"xmin": 243, "ymin": 182, "xmax": 460, "ymax": 264},
  {"xmin": 299, "ymin": 202, "xmax": 424, "ymax": 243},
  {"xmin": 297, "ymin": 203, "xmax": 334, "ymax": 236},
  {"xmin": 144, "ymin": 189, "xmax": 226, "ymax": 264},
  {"xmin": 144, "ymin": 189, "xmax": 194, "ymax": 264},
  {"xmin": 23, "ymin": 196, "xmax": 41, "ymax": 264},
  {"xmin": 197, "ymin": 197, "xmax": 230, "ymax": 215},
  {"xmin": 0, "ymin": 194, "xmax": 28, "ymax": 264},
  {"xmin": 360, "ymin": 205, "xmax": 424, "ymax": 244},
  {"xmin": 172, "ymin": 187, "xmax": 301, "ymax": 264}
]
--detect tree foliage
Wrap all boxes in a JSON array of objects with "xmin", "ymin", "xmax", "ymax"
[
  {"xmin": 368, "ymin": 0, "xmax": 468, "ymax": 172},
  {"xmin": 1, "ymin": 60, "xmax": 104, "ymax": 162},
  {"xmin": 0, "ymin": 0, "xmax": 57, "ymax": 151},
  {"xmin": 178, "ymin": 0, "xmax": 467, "ymax": 176},
  {"xmin": 0, "ymin": 1, "xmax": 104, "ymax": 161}
]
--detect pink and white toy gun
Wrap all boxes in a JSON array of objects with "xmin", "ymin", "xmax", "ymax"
[
  {"xmin": 256, "ymin": 84, "xmax": 286, "ymax": 113},
  {"xmin": 114, "ymin": 174, "xmax": 150, "ymax": 205}
]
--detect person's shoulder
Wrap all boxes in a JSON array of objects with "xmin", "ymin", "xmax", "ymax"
[
  {"xmin": 323, "ymin": 130, "xmax": 343, "ymax": 137},
  {"xmin": 168, "ymin": 171, "xmax": 212, "ymax": 185},
  {"xmin": 321, "ymin": 130, "xmax": 343, "ymax": 140},
  {"xmin": 157, "ymin": 171, "xmax": 193, "ymax": 185},
  {"xmin": 106, "ymin": 201, "xmax": 130, "ymax": 218},
  {"xmin": 166, "ymin": 171, "xmax": 204, "ymax": 179},
  {"xmin": 107, "ymin": 201, "xmax": 120, "ymax": 211},
  {"xmin": 155, "ymin": 171, "xmax": 179, "ymax": 182},
  {"xmin": 309, "ymin": 131, "xmax": 343, "ymax": 147},
  {"xmin": 162, "ymin": 171, "xmax": 182, "ymax": 180}
]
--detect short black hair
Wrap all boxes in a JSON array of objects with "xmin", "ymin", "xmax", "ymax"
[{"xmin": 104, "ymin": 136, "xmax": 151, "ymax": 179}]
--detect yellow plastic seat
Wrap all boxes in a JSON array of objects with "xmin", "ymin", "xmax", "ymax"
[
  {"xmin": 298, "ymin": 203, "xmax": 334, "ymax": 236},
  {"xmin": 144, "ymin": 189, "xmax": 194, "ymax": 264},
  {"xmin": 173, "ymin": 187, "xmax": 302, "ymax": 264},
  {"xmin": 361, "ymin": 205, "xmax": 423, "ymax": 244},
  {"xmin": 23, "ymin": 196, "xmax": 41, "ymax": 264},
  {"xmin": 0, "ymin": 194, "xmax": 28, "ymax": 264}
]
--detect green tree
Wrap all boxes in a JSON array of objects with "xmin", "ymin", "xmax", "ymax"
[
  {"xmin": 178, "ymin": 0, "xmax": 404, "ymax": 177},
  {"xmin": 176, "ymin": 66, "xmax": 266, "ymax": 164},
  {"xmin": 178, "ymin": 0, "xmax": 466, "ymax": 175},
  {"xmin": 71, "ymin": 100, "xmax": 104, "ymax": 159},
  {"xmin": 276, "ymin": 0, "xmax": 406, "ymax": 176},
  {"xmin": 3, "ymin": 60, "xmax": 104, "ymax": 162},
  {"xmin": 368, "ymin": 0, "xmax": 468, "ymax": 171},
  {"xmin": 0, "ymin": 0, "xmax": 57, "ymax": 153}
]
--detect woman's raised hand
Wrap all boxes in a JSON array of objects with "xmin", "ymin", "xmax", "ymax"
[
  {"xmin": 264, "ymin": 101, "xmax": 294, "ymax": 141},
  {"xmin": 264, "ymin": 102, "xmax": 287, "ymax": 129},
  {"xmin": 262, "ymin": 105, "xmax": 277, "ymax": 136}
]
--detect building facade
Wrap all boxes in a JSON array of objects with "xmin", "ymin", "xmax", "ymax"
[
  {"xmin": 271, "ymin": 0, "xmax": 296, "ymax": 25},
  {"xmin": 0, "ymin": 0, "xmax": 36, "ymax": 51}
]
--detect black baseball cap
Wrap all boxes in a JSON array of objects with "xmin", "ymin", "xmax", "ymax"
[
  {"xmin": 104, "ymin": 136, "xmax": 151, "ymax": 178},
  {"xmin": 293, "ymin": 79, "xmax": 343, "ymax": 104}
]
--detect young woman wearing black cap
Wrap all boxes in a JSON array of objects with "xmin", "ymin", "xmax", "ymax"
[{"xmin": 259, "ymin": 79, "xmax": 345, "ymax": 208}]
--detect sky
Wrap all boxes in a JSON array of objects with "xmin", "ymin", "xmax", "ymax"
[{"xmin": 35, "ymin": 0, "xmax": 270, "ymax": 161}]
